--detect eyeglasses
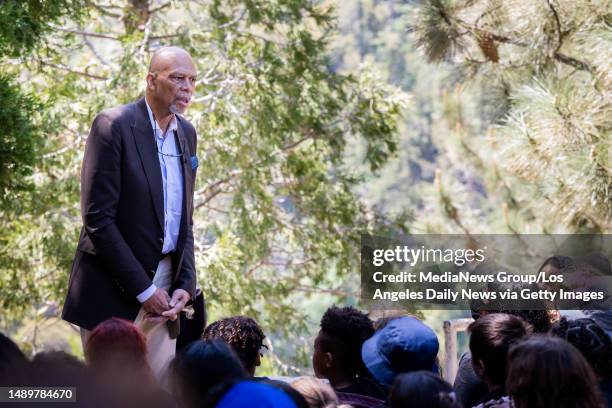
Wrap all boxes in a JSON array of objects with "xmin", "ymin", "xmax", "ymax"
[
  {"xmin": 150, "ymin": 72, "xmax": 197, "ymax": 87},
  {"xmin": 157, "ymin": 146, "xmax": 184, "ymax": 158},
  {"xmin": 168, "ymin": 74, "xmax": 197, "ymax": 86}
]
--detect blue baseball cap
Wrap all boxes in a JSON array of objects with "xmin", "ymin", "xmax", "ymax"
[
  {"xmin": 361, "ymin": 316, "xmax": 439, "ymax": 385},
  {"xmin": 215, "ymin": 381, "xmax": 297, "ymax": 408}
]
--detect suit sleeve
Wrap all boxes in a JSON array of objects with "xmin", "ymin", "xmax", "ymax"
[
  {"xmin": 174, "ymin": 124, "xmax": 197, "ymax": 300},
  {"xmin": 175, "ymin": 223, "xmax": 196, "ymax": 300},
  {"xmin": 81, "ymin": 113, "xmax": 152, "ymax": 298}
]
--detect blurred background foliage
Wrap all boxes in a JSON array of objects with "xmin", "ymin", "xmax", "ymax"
[{"xmin": 0, "ymin": 0, "xmax": 610, "ymax": 375}]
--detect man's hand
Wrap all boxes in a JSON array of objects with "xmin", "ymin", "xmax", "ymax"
[
  {"xmin": 142, "ymin": 288, "xmax": 171, "ymax": 315},
  {"xmin": 162, "ymin": 289, "xmax": 190, "ymax": 321}
]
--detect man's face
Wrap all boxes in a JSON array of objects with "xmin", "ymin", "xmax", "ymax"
[{"xmin": 148, "ymin": 54, "xmax": 197, "ymax": 115}]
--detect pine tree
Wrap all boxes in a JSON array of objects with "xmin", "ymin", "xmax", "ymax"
[{"xmin": 411, "ymin": 0, "xmax": 611, "ymax": 233}]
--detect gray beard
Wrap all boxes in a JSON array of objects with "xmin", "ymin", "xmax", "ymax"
[{"xmin": 169, "ymin": 103, "xmax": 181, "ymax": 115}]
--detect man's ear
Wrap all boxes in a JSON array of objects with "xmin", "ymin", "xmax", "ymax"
[
  {"xmin": 324, "ymin": 352, "xmax": 333, "ymax": 369},
  {"xmin": 146, "ymin": 72, "xmax": 156, "ymax": 91}
]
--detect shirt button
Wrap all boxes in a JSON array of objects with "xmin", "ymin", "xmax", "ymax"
[{"xmin": 159, "ymin": 237, "xmax": 164, "ymax": 244}]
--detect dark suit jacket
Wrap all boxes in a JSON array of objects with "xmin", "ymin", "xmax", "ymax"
[{"xmin": 62, "ymin": 97, "xmax": 198, "ymax": 335}]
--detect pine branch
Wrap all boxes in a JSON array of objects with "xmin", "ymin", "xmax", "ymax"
[
  {"xmin": 434, "ymin": 169, "xmax": 473, "ymax": 236},
  {"xmin": 84, "ymin": 36, "xmax": 112, "ymax": 67},
  {"xmin": 459, "ymin": 137, "xmax": 484, "ymax": 167},
  {"xmin": 149, "ymin": 2, "xmax": 171, "ymax": 14},
  {"xmin": 218, "ymin": 9, "xmax": 248, "ymax": 29},
  {"xmin": 474, "ymin": 4, "xmax": 503, "ymax": 28},
  {"xmin": 195, "ymin": 181, "xmax": 229, "ymax": 209},
  {"xmin": 149, "ymin": 34, "xmax": 181, "ymax": 40},
  {"xmin": 194, "ymin": 170, "xmax": 243, "ymax": 209},
  {"xmin": 89, "ymin": 1, "xmax": 122, "ymax": 18},
  {"xmin": 546, "ymin": 0, "xmax": 563, "ymax": 52},
  {"xmin": 39, "ymin": 61, "xmax": 108, "ymax": 80},
  {"xmin": 282, "ymin": 134, "xmax": 313, "ymax": 151},
  {"xmin": 200, "ymin": 204, "xmax": 230, "ymax": 214},
  {"xmin": 293, "ymin": 284, "xmax": 355, "ymax": 297},
  {"xmin": 435, "ymin": 8, "xmax": 595, "ymax": 73},
  {"xmin": 49, "ymin": 26, "xmax": 122, "ymax": 41},
  {"xmin": 553, "ymin": 53, "xmax": 593, "ymax": 73}
]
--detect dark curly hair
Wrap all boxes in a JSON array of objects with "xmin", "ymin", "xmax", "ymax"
[
  {"xmin": 551, "ymin": 316, "xmax": 612, "ymax": 381},
  {"xmin": 202, "ymin": 316, "xmax": 266, "ymax": 372},
  {"xmin": 319, "ymin": 305, "xmax": 374, "ymax": 376}
]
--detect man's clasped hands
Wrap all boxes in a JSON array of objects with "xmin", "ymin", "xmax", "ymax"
[{"xmin": 142, "ymin": 288, "xmax": 190, "ymax": 323}]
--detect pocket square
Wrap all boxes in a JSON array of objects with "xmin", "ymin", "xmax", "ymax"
[{"xmin": 191, "ymin": 155, "xmax": 199, "ymax": 170}]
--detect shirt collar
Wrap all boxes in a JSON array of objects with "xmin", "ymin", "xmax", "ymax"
[{"xmin": 144, "ymin": 97, "xmax": 178, "ymax": 137}]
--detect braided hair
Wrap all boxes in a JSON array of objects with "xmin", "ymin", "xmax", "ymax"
[{"xmin": 202, "ymin": 316, "xmax": 266, "ymax": 372}]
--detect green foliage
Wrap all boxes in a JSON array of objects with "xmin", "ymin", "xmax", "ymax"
[
  {"xmin": 0, "ymin": 0, "xmax": 86, "ymax": 57},
  {"xmin": 0, "ymin": 75, "xmax": 44, "ymax": 207},
  {"xmin": 413, "ymin": 0, "xmax": 465, "ymax": 62},
  {"xmin": 0, "ymin": 0, "xmax": 86, "ymax": 321}
]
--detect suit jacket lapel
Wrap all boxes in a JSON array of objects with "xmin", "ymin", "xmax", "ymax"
[
  {"xmin": 131, "ymin": 98, "xmax": 164, "ymax": 231},
  {"xmin": 175, "ymin": 118, "xmax": 192, "ymax": 241}
]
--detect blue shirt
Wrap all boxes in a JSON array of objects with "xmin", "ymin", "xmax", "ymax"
[{"xmin": 137, "ymin": 98, "xmax": 184, "ymax": 302}]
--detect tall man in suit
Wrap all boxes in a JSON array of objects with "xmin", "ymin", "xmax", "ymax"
[{"xmin": 62, "ymin": 46, "xmax": 199, "ymax": 375}]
